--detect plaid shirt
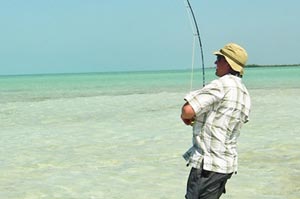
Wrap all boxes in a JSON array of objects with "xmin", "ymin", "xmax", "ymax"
[{"xmin": 183, "ymin": 74, "xmax": 251, "ymax": 174}]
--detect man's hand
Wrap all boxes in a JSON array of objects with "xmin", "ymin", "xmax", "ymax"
[{"xmin": 181, "ymin": 116, "xmax": 194, "ymax": 126}]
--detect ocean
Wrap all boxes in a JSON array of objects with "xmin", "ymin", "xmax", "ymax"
[{"xmin": 0, "ymin": 66, "xmax": 299, "ymax": 199}]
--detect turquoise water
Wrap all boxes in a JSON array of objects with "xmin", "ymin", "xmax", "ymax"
[{"xmin": 0, "ymin": 66, "xmax": 300, "ymax": 199}]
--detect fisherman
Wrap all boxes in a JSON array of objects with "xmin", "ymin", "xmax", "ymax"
[{"xmin": 181, "ymin": 43, "xmax": 251, "ymax": 199}]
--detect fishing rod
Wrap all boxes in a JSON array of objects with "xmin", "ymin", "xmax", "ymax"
[{"xmin": 185, "ymin": 0, "xmax": 205, "ymax": 88}]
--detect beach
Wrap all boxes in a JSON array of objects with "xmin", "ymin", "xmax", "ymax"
[{"xmin": 0, "ymin": 66, "xmax": 300, "ymax": 199}]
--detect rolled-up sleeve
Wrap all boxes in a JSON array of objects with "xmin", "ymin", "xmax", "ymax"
[{"xmin": 184, "ymin": 80, "xmax": 224, "ymax": 117}]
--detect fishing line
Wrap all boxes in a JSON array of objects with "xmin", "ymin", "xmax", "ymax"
[
  {"xmin": 190, "ymin": 36, "xmax": 196, "ymax": 90},
  {"xmin": 184, "ymin": 0, "xmax": 205, "ymax": 89}
]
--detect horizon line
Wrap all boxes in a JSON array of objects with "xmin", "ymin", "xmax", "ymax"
[{"xmin": 1, "ymin": 64, "xmax": 299, "ymax": 77}]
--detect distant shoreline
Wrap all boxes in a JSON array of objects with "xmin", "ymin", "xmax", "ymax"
[
  {"xmin": 246, "ymin": 64, "xmax": 300, "ymax": 68},
  {"xmin": 1, "ymin": 64, "xmax": 299, "ymax": 77}
]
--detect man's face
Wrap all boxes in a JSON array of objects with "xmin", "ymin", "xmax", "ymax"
[{"xmin": 215, "ymin": 55, "xmax": 230, "ymax": 77}]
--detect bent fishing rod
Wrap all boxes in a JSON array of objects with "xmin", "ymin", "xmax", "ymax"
[{"xmin": 185, "ymin": 0, "xmax": 205, "ymax": 88}]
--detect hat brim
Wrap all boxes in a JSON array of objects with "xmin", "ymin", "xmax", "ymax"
[{"xmin": 214, "ymin": 51, "xmax": 244, "ymax": 75}]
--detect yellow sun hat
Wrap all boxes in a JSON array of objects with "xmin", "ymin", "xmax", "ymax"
[{"xmin": 214, "ymin": 43, "xmax": 248, "ymax": 75}]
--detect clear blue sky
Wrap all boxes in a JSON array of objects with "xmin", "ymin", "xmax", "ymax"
[{"xmin": 0, "ymin": 0, "xmax": 299, "ymax": 75}]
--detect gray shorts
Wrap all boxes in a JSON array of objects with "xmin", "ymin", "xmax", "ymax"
[{"xmin": 185, "ymin": 167, "xmax": 232, "ymax": 199}]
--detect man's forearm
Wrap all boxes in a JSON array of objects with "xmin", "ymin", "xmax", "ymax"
[{"xmin": 181, "ymin": 102, "xmax": 196, "ymax": 119}]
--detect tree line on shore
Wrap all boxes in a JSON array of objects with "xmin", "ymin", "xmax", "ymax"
[{"xmin": 246, "ymin": 64, "xmax": 300, "ymax": 68}]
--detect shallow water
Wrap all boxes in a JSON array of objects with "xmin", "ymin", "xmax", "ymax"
[{"xmin": 0, "ymin": 67, "xmax": 299, "ymax": 198}]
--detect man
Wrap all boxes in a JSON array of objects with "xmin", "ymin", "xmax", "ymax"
[{"xmin": 181, "ymin": 43, "xmax": 251, "ymax": 199}]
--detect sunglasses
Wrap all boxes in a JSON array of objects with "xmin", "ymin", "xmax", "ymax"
[{"xmin": 216, "ymin": 55, "xmax": 225, "ymax": 62}]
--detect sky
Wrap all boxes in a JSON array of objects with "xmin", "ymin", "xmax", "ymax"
[{"xmin": 0, "ymin": 0, "xmax": 299, "ymax": 75}]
